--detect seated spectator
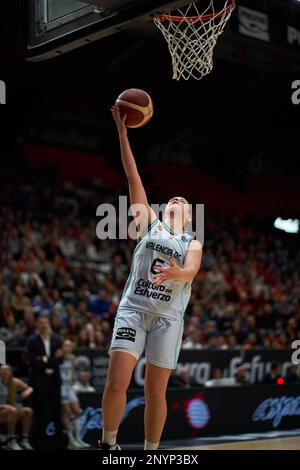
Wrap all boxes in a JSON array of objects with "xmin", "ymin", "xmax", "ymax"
[
  {"xmin": 224, "ymin": 333, "xmax": 237, "ymax": 349},
  {"xmin": 271, "ymin": 332, "xmax": 287, "ymax": 349},
  {"xmin": 65, "ymin": 303, "xmax": 77, "ymax": 320},
  {"xmin": 19, "ymin": 308, "xmax": 36, "ymax": 345},
  {"xmin": 88, "ymin": 290, "xmax": 110, "ymax": 318},
  {"xmin": 211, "ymin": 367, "xmax": 223, "ymax": 380},
  {"xmin": 190, "ymin": 303, "xmax": 207, "ymax": 326},
  {"xmin": 77, "ymin": 302, "xmax": 90, "ymax": 322},
  {"xmin": 32, "ymin": 288, "xmax": 53, "ymax": 316},
  {"xmin": 243, "ymin": 332, "xmax": 260, "ymax": 350},
  {"xmin": 94, "ymin": 330, "xmax": 108, "ymax": 348},
  {"xmin": 168, "ymin": 367, "xmax": 191, "ymax": 388},
  {"xmin": 84, "ymin": 324, "xmax": 108, "ymax": 349},
  {"xmin": 206, "ymin": 332, "xmax": 228, "ymax": 349},
  {"xmin": 0, "ymin": 364, "xmax": 33, "ymax": 450},
  {"xmin": 10, "ymin": 285, "xmax": 31, "ymax": 322},
  {"xmin": 285, "ymin": 366, "xmax": 300, "ymax": 383},
  {"xmin": 263, "ymin": 362, "xmax": 281, "ymax": 384},
  {"xmin": 112, "ymin": 254, "xmax": 129, "ymax": 285},
  {"xmin": 235, "ymin": 365, "xmax": 249, "ymax": 385},
  {"xmin": 58, "ymin": 231, "xmax": 76, "ymax": 259},
  {"xmin": 100, "ymin": 320, "xmax": 113, "ymax": 337},
  {"xmin": 0, "ymin": 314, "xmax": 22, "ymax": 347},
  {"xmin": 50, "ymin": 313, "xmax": 62, "ymax": 335},
  {"xmin": 7, "ymin": 228, "xmax": 21, "ymax": 260},
  {"xmin": 168, "ymin": 367, "xmax": 198, "ymax": 388},
  {"xmin": 73, "ymin": 371, "xmax": 96, "ymax": 393},
  {"xmin": 182, "ymin": 329, "xmax": 203, "ymax": 350},
  {"xmin": 52, "ymin": 290, "xmax": 68, "ymax": 327},
  {"xmin": 63, "ymin": 315, "xmax": 81, "ymax": 344},
  {"xmin": 261, "ymin": 333, "xmax": 272, "ymax": 348},
  {"xmin": 19, "ymin": 261, "xmax": 44, "ymax": 291},
  {"xmin": 77, "ymin": 328, "xmax": 90, "ymax": 348},
  {"xmin": 207, "ymin": 265, "xmax": 227, "ymax": 287}
]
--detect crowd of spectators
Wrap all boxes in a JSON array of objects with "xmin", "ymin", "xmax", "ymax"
[{"xmin": 1, "ymin": 171, "xmax": 300, "ymax": 353}]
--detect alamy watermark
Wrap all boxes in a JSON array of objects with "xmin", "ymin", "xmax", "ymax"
[
  {"xmin": 0, "ymin": 80, "xmax": 6, "ymax": 104},
  {"xmin": 0, "ymin": 340, "xmax": 6, "ymax": 365},
  {"xmin": 95, "ymin": 197, "xmax": 204, "ymax": 247},
  {"xmin": 291, "ymin": 340, "xmax": 300, "ymax": 365},
  {"xmin": 291, "ymin": 80, "xmax": 300, "ymax": 105}
]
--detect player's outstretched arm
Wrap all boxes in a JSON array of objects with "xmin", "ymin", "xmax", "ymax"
[{"xmin": 111, "ymin": 105, "xmax": 156, "ymax": 234}]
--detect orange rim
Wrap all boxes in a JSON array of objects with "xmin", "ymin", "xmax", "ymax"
[{"xmin": 156, "ymin": 0, "xmax": 236, "ymax": 23}]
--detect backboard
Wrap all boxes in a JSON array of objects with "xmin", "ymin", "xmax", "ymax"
[{"xmin": 26, "ymin": 0, "xmax": 190, "ymax": 61}]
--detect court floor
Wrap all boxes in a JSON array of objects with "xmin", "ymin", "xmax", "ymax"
[
  {"xmin": 122, "ymin": 428, "xmax": 300, "ymax": 450},
  {"xmin": 174, "ymin": 436, "xmax": 300, "ymax": 450}
]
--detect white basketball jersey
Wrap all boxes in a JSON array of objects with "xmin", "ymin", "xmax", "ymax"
[
  {"xmin": 60, "ymin": 357, "xmax": 74, "ymax": 386},
  {"xmin": 118, "ymin": 219, "xmax": 193, "ymax": 319}
]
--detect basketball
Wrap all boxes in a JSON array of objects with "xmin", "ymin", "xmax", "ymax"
[{"xmin": 115, "ymin": 88, "xmax": 154, "ymax": 128}]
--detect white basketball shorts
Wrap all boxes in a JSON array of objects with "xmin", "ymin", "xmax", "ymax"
[{"xmin": 109, "ymin": 310, "xmax": 184, "ymax": 369}]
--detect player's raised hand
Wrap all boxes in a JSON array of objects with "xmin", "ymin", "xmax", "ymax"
[
  {"xmin": 154, "ymin": 256, "xmax": 181, "ymax": 286},
  {"xmin": 111, "ymin": 105, "xmax": 127, "ymax": 135}
]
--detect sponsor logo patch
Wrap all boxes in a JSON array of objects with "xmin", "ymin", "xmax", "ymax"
[{"xmin": 116, "ymin": 327, "xmax": 136, "ymax": 342}]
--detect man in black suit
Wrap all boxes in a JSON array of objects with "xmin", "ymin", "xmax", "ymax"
[{"xmin": 27, "ymin": 315, "xmax": 65, "ymax": 449}]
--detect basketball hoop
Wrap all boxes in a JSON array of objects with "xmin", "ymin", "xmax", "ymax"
[{"xmin": 154, "ymin": 0, "xmax": 236, "ymax": 80}]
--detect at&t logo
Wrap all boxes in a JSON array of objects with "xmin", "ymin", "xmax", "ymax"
[{"xmin": 184, "ymin": 396, "xmax": 210, "ymax": 430}]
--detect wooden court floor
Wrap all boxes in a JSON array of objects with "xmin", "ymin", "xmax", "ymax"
[{"xmin": 175, "ymin": 436, "xmax": 300, "ymax": 450}]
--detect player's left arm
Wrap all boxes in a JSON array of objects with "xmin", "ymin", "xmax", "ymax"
[
  {"xmin": 154, "ymin": 240, "xmax": 202, "ymax": 285},
  {"xmin": 14, "ymin": 378, "xmax": 34, "ymax": 400}
]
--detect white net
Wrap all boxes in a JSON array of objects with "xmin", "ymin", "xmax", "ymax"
[{"xmin": 154, "ymin": 0, "xmax": 236, "ymax": 80}]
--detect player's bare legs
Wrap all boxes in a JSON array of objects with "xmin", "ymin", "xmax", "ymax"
[
  {"xmin": 62, "ymin": 403, "xmax": 77, "ymax": 447},
  {"xmin": 0, "ymin": 405, "xmax": 22, "ymax": 449},
  {"xmin": 0, "ymin": 405, "xmax": 17, "ymax": 436},
  {"xmin": 101, "ymin": 351, "xmax": 137, "ymax": 446},
  {"xmin": 144, "ymin": 364, "xmax": 171, "ymax": 450},
  {"xmin": 16, "ymin": 407, "xmax": 33, "ymax": 435}
]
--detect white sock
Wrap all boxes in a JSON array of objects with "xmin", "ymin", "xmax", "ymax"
[
  {"xmin": 74, "ymin": 418, "xmax": 81, "ymax": 440},
  {"xmin": 102, "ymin": 429, "xmax": 118, "ymax": 446},
  {"xmin": 144, "ymin": 440, "xmax": 159, "ymax": 450},
  {"xmin": 68, "ymin": 429, "xmax": 75, "ymax": 441}
]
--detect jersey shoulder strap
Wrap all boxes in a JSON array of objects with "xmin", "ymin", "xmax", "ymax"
[{"xmin": 138, "ymin": 218, "xmax": 160, "ymax": 241}]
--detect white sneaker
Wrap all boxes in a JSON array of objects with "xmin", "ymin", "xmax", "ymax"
[
  {"xmin": 20, "ymin": 438, "xmax": 34, "ymax": 450},
  {"xmin": 7, "ymin": 438, "xmax": 22, "ymax": 450},
  {"xmin": 75, "ymin": 437, "xmax": 90, "ymax": 448},
  {"xmin": 67, "ymin": 437, "xmax": 82, "ymax": 449}
]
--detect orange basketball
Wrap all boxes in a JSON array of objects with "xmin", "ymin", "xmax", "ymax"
[{"xmin": 115, "ymin": 88, "xmax": 154, "ymax": 128}]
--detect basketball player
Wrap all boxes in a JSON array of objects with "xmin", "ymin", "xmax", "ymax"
[
  {"xmin": 0, "ymin": 364, "xmax": 33, "ymax": 450},
  {"xmin": 99, "ymin": 106, "xmax": 202, "ymax": 451},
  {"xmin": 60, "ymin": 340, "xmax": 89, "ymax": 449}
]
